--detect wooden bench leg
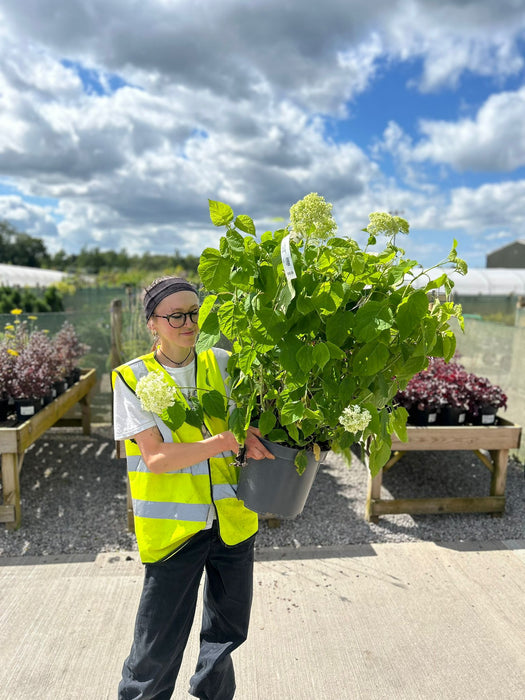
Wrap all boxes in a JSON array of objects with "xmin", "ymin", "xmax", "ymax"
[
  {"xmin": 1, "ymin": 452, "xmax": 23, "ymax": 529},
  {"xmin": 80, "ymin": 396, "xmax": 92, "ymax": 436},
  {"xmin": 489, "ymin": 448, "xmax": 509, "ymax": 517}
]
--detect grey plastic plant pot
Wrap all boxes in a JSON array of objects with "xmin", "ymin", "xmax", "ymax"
[{"xmin": 236, "ymin": 437, "xmax": 327, "ymax": 519}]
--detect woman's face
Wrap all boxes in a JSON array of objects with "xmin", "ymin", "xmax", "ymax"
[{"xmin": 148, "ymin": 290, "xmax": 199, "ymax": 348}]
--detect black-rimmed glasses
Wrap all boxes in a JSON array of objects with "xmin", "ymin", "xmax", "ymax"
[{"xmin": 153, "ymin": 310, "xmax": 199, "ymax": 328}]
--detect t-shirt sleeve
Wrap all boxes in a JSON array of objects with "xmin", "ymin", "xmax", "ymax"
[{"xmin": 113, "ymin": 373, "xmax": 157, "ymax": 441}]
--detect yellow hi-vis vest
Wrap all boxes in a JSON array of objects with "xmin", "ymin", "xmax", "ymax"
[{"xmin": 112, "ymin": 349, "xmax": 258, "ymax": 563}]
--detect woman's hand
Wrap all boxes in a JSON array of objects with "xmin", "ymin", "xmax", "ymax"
[
  {"xmin": 244, "ymin": 426, "xmax": 275, "ymax": 460},
  {"xmin": 217, "ymin": 430, "xmax": 241, "ymax": 455}
]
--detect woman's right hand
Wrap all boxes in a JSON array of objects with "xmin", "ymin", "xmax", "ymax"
[{"xmin": 218, "ymin": 430, "xmax": 241, "ymax": 455}]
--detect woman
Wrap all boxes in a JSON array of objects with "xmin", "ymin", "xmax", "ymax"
[{"xmin": 112, "ymin": 276, "xmax": 273, "ymax": 700}]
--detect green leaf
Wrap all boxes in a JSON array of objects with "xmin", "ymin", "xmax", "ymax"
[
  {"xmin": 353, "ymin": 342, "xmax": 389, "ymax": 375},
  {"xmin": 297, "ymin": 344, "xmax": 314, "ymax": 373},
  {"xmin": 202, "ymin": 389, "xmax": 227, "ymax": 420},
  {"xmin": 351, "ymin": 253, "xmax": 366, "ymax": 275},
  {"xmin": 294, "ymin": 450, "xmax": 308, "ymax": 476},
  {"xmin": 353, "ymin": 302, "xmax": 393, "ymax": 342},
  {"xmin": 186, "ymin": 405, "xmax": 204, "ymax": 429},
  {"xmin": 237, "ymin": 346, "xmax": 257, "ymax": 375},
  {"xmin": 198, "ymin": 249, "xmax": 232, "ymax": 291},
  {"xmin": 389, "ymin": 406, "xmax": 408, "ymax": 443},
  {"xmin": 278, "ymin": 337, "xmax": 301, "ymax": 373},
  {"xmin": 396, "ymin": 290, "xmax": 430, "ymax": 339},
  {"xmin": 198, "ymin": 294, "xmax": 217, "ymax": 327},
  {"xmin": 442, "ymin": 331, "xmax": 456, "ymax": 362},
  {"xmin": 226, "ymin": 228, "xmax": 245, "ymax": 254},
  {"xmin": 209, "ymin": 200, "xmax": 234, "ymax": 227},
  {"xmin": 235, "ymin": 215, "xmax": 256, "ymax": 235},
  {"xmin": 162, "ymin": 402, "xmax": 187, "ymax": 432},
  {"xmin": 229, "ymin": 407, "xmax": 248, "ymax": 444},
  {"xmin": 312, "ymin": 342, "xmax": 330, "ymax": 370},
  {"xmin": 424, "ymin": 273, "xmax": 448, "ymax": 292},
  {"xmin": 267, "ymin": 428, "xmax": 288, "ymax": 442},
  {"xmin": 392, "ymin": 354, "xmax": 428, "ymax": 379},
  {"xmin": 367, "ymin": 436, "xmax": 392, "ymax": 477},
  {"xmin": 280, "ymin": 400, "xmax": 305, "ymax": 425},
  {"xmin": 217, "ymin": 300, "xmax": 246, "ymax": 339},
  {"xmin": 325, "ymin": 341, "xmax": 345, "ymax": 360},
  {"xmin": 258, "ymin": 410, "xmax": 276, "ymax": 436},
  {"xmin": 326, "ymin": 311, "xmax": 353, "ymax": 345},
  {"xmin": 195, "ymin": 328, "xmax": 220, "ymax": 354}
]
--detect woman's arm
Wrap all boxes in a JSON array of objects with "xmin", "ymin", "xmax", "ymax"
[{"xmin": 134, "ymin": 425, "xmax": 274, "ymax": 474}]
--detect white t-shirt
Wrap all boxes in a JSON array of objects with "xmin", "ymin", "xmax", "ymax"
[
  {"xmin": 113, "ymin": 347, "xmax": 231, "ymax": 528},
  {"xmin": 113, "ymin": 347, "xmax": 230, "ymax": 440}
]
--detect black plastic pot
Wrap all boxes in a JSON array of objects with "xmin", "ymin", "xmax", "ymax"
[
  {"xmin": 439, "ymin": 404, "xmax": 467, "ymax": 426},
  {"xmin": 408, "ymin": 406, "xmax": 438, "ymax": 426},
  {"xmin": 0, "ymin": 397, "xmax": 9, "ymax": 422},
  {"xmin": 471, "ymin": 405, "xmax": 498, "ymax": 426},
  {"xmin": 236, "ymin": 437, "xmax": 327, "ymax": 519},
  {"xmin": 14, "ymin": 398, "xmax": 41, "ymax": 422}
]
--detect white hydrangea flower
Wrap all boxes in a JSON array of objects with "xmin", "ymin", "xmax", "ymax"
[
  {"xmin": 289, "ymin": 192, "xmax": 337, "ymax": 240},
  {"xmin": 135, "ymin": 371, "xmax": 178, "ymax": 414},
  {"xmin": 339, "ymin": 404, "xmax": 372, "ymax": 433},
  {"xmin": 366, "ymin": 212, "xmax": 409, "ymax": 238}
]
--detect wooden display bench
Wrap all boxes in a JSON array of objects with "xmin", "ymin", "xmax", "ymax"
[
  {"xmin": 0, "ymin": 368, "xmax": 97, "ymax": 529},
  {"xmin": 365, "ymin": 418, "xmax": 522, "ymax": 522}
]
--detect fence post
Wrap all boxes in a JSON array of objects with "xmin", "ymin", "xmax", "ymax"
[
  {"xmin": 110, "ymin": 299, "xmax": 136, "ymax": 534},
  {"xmin": 110, "ymin": 299, "xmax": 124, "ymax": 369}
]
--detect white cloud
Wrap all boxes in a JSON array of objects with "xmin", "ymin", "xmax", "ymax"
[
  {"xmin": 0, "ymin": 0, "xmax": 525, "ymax": 265},
  {"xmin": 413, "ymin": 87, "xmax": 525, "ymax": 171},
  {"xmin": 447, "ymin": 180, "xmax": 525, "ymax": 229}
]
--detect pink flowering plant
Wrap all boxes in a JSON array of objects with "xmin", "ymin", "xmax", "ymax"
[
  {"xmin": 197, "ymin": 193, "xmax": 466, "ymax": 475},
  {"xmin": 53, "ymin": 321, "xmax": 90, "ymax": 377},
  {"xmin": 0, "ymin": 314, "xmax": 90, "ymax": 407},
  {"xmin": 395, "ymin": 356, "xmax": 507, "ymax": 423}
]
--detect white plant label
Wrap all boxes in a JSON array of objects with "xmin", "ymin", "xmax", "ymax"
[{"xmin": 280, "ymin": 234, "xmax": 297, "ymax": 281}]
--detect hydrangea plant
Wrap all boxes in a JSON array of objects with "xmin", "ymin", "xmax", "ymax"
[{"xmin": 197, "ymin": 194, "xmax": 466, "ymax": 475}]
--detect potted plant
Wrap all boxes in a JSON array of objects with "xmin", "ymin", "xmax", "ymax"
[
  {"xmin": 396, "ymin": 357, "xmax": 470, "ymax": 426},
  {"xmin": 53, "ymin": 321, "xmax": 90, "ymax": 387},
  {"xmin": 0, "ymin": 342, "xmax": 16, "ymax": 421},
  {"xmin": 394, "ymin": 374, "xmax": 440, "ymax": 425},
  {"xmin": 8, "ymin": 330, "xmax": 57, "ymax": 420},
  {"xmin": 465, "ymin": 374, "xmax": 507, "ymax": 425},
  {"xmin": 195, "ymin": 194, "xmax": 466, "ymax": 516}
]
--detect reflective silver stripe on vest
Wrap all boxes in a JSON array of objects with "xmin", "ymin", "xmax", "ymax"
[
  {"xmin": 132, "ymin": 499, "xmax": 210, "ymax": 521},
  {"xmin": 212, "ymin": 483, "xmax": 237, "ymax": 500},
  {"xmin": 129, "ymin": 458, "xmax": 210, "ymax": 476},
  {"xmin": 127, "ymin": 454, "xmax": 141, "ymax": 471}
]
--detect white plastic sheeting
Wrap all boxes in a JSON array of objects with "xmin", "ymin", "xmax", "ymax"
[
  {"xmin": 410, "ymin": 267, "xmax": 525, "ymax": 296},
  {"xmin": 0, "ymin": 264, "xmax": 69, "ymax": 288}
]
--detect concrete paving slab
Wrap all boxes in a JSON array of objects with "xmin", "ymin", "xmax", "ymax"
[{"xmin": 1, "ymin": 540, "xmax": 524, "ymax": 700}]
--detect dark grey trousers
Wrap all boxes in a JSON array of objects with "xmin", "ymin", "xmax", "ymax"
[{"xmin": 118, "ymin": 523, "xmax": 255, "ymax": 700}]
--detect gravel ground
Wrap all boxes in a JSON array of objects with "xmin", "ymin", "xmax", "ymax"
[{"xmin": 1, "ymin": 424, "xmax": 524, "ymax": 559}]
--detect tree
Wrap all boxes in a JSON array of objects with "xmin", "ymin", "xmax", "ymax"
[{"xmin": 0, "ymin": 221, "xmax": 50, "ymax": 267}]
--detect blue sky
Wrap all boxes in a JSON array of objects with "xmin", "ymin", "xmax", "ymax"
[{"xmin": 1, "ymin": 0, "xmax": 525, "ymax": 269}]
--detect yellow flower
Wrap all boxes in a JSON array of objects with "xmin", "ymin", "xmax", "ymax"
[
  {"xmin": 28, "ymin": 315, "xmax": 38, "ymax": 320},
  {"xmin": 7, "ymin": 349, "xmax": 19, "ymax": 356},
  {"xmin": 4, "ymin": 324, "xmax": 15, "ymax": 331},
  {"xmin": 10, "ymin": 308, "xmax": 23, "ymax": 315}
]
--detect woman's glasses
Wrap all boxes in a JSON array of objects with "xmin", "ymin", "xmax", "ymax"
[{"xmin": 153, "ymin": 310, "xmax": 199, "ymax": 328}]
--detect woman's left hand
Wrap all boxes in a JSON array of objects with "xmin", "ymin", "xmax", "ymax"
[{"xmin": 244, "ymin": 426, "xmax": 275, "ymax": 460}]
